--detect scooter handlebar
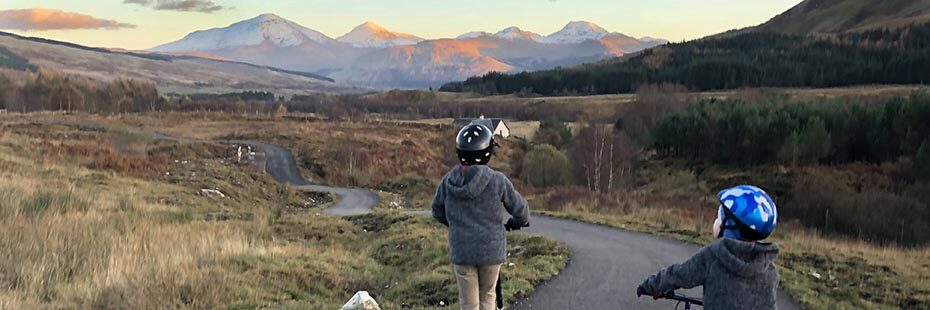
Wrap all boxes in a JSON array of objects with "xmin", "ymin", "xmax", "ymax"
[
  {"xmin": 636, "ymin": 289, "xmax": 704, "ymax": 306},
  {"xmin": 504, "ymin": 218, "xmax": 529, "ymax": 231}
]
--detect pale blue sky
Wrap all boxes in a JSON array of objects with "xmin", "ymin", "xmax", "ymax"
[{"xmin": 2, "ymin": 0, "xmax": 803, "ymax": 50}]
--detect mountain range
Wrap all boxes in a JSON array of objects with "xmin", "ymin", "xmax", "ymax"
[{"xmin": 151, "ymin": 14, "xmax": 667, "ymax": 88}]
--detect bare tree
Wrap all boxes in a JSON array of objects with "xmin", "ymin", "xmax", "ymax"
[{"xmin": 572, "ymin": 124, "xmax": 641, "ymax": 193}]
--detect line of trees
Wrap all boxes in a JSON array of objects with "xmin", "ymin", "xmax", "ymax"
[
  {"xmin": 1, "ymin": 70, "xmax": 161, "ymax": 113},
  {"xmin": 643, "ymin": 90, "xmax": 930, "ymax": 245},
  {"xmin": 0, "ymin": 70, "xmax": 288, "ymax": 115},
  {"xmin": 285, "ymin": 90, "xmax": 594, "ymax": 122},
  {"xmin": 1, "ymin": 69, "xmax": 609, "ymax": 121},
  {"xmin": 442, "ymin": 22, "xmax": 930, "ymax": 95},
  {"xmin": 649, "ymin": 91, "xmax": 930, "ymax": 167},
  {"xmin": 168, "ymin": 93, "xmax": 287, "ymax": 115}
]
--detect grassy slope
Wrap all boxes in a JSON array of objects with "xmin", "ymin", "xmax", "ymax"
[
  {"xmin": 756, "ymin": 0, "xmax": 930, "ymax": 35},
  {"xmin": 0, "ymin": 117, "xmax": 567, "ymax": 308},
  {"xmin": 0, "ymin": 33, "xmax": 361, "ymax": 95}
]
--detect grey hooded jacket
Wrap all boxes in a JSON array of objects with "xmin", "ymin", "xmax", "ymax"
[
  {"xmin": 432, "ymin": 165, "xmax": 529, "ymax": 266},
  {"xmin": 640, "ymin": 237, "xmax": 780, "ymax": 310}
]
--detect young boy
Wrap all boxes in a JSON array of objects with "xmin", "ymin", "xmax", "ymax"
[
  {"xmin": 638, "ymin": 185, "xmax": 780, "ymax": 310},
  {"xmin": 432, "ymin": 123, "xmax": 530, "ymax": 310}
]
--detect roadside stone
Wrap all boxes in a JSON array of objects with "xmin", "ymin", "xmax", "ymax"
[
  {"xmin": 200, "ymin": 189, "xmax": 226, "ymax": 198},
  {"xmin": 342, "ymin": 291, "xmax": 380, "ymax": 310}
]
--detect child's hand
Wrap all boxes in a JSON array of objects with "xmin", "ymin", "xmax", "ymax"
[
  {"xmin": 504, "ymin": 218, "xmax": 526, "ymax": 231},
  {"xmin": 636, "ymin": 283, "xmax": 662, "ymax": 300}
]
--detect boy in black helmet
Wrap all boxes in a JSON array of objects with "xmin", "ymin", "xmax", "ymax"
[{"xmin": 432, "ymin": 123, "xmax": 530, "ymax": 310}]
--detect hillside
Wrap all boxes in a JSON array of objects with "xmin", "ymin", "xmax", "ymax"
[
  {"xmin": 443, "ymin": 0, "xmax": 930, "ymax": 95},
  {"xmin": 756, "ymin": 0, "xmax": 930, "ymax": 35},
  {"xmin": 0, "ymin": 31, "xmax": 364, "ymax": 95},
  {"xmin": 336, "ymin": 39, "xmax": 515, "ymax": 88}
]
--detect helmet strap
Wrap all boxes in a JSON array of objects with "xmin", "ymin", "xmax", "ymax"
[
  {"xmin": 721, "ymin": 206, "xmax": 765, "ymax": 241},
  {"xmin": 720, "ymin": 207, "xmax": 743, "ymax": 239}
]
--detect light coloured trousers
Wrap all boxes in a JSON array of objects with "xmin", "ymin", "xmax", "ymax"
[{"xmin": 454, "ymin": 264, "xmax": 502, "ymax": 310}]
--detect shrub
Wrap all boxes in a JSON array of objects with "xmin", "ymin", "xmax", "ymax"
[
  {"xmin": 110, "ymin": 129, "xmax": 153, "ymax": 155},
  {"xmin": 521, "ymin": 144, "xmax": 571, "ymax": 187},
  {"xmin": 37, "ymin": 140, "xmax": 168, "ymax": 176},
  {"xmin": 297, "ymin": 149, "xmax": 327, "ymax": 179},
  {"xmin": 784, "ymin": 173, "xmax": 930, "ymax": 246},
  {"xmin": 533, "ymin": 119, "xmax": 572, "ymax": 149},
  {"xmin": 91, "ymin": 147, "xmax": 169, "ymax": 176},
  {"xmin": 915, "ymin": 138, "xmax": 930, "ymax": 181}
]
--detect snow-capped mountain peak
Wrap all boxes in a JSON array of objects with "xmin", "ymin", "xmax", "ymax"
[
  {"xmin": 337, "ymin": 21, "xmax": 424, "ymax": 48},
  {"xmin": 639, "ymin": 36, "xmax": 670, "ymax": 44},
  {"xmin": 151, "ymin": 13, "xmax": 334, "ymax": 52},
  {"xmin": 540, "ymin": 20, "xmax": 610, "ymax": 44},
  {"xmin": 494, "ymin": 26, "xmax": 543, "ymax": 41},
  {"xmin": 456, "ymin": 31, "xmax": 493, "ymax": 40}
]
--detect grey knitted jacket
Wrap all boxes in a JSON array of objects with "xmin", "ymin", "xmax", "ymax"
[
  {"xmin": 431, "ymin": 165, "xmax": 529, "ymax": 266},
  {"xmin": 640, "ymin": 238, "xmax": 780, "ymax": 310}
]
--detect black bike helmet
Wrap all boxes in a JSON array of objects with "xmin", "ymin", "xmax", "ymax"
[{"xmin": 456, "ymin": 123, "xmax": 495, "ymax": 165}]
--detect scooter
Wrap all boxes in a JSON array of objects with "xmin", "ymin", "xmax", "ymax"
[
  {"xmin": 496, "ymin": 274, "xmax": 504, "ymax": 310},
  {"xmin": 498, "ymin": 219, "xmax": 529, "ymax": 310},
  {"xmin": 637, "ymin": 287, "xmax": 704, "ymax": 310}
]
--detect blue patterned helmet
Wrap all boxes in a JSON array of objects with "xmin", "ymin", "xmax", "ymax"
[{"xmin": 717, "ymin": 185, "xmax": 777, "ymax": 241}]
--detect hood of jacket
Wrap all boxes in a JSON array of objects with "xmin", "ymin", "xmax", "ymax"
[
  {"xmin": 710, "ymin": 238, "xmax": 779, "ymax": 277},
  {"xmin": 445, "ymin": 165, "xmax": 493, "ymax": 199}
]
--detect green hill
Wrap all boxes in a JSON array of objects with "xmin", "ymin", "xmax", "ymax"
[
  {"xmin": 442, "ymin": 0, "xmax": 930, "ymax": 95},
  {"xmin": 756, "ymin": 0, "xmax": 930, "ymax": 35}
]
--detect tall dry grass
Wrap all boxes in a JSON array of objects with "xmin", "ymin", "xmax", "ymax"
[
  {"xmin": 0, "ymin": 174, "xmax": 280, "ymax": 308},
  {"xmin": 0, "ymin": 125, "xmax": 277, "ymax": 308}
]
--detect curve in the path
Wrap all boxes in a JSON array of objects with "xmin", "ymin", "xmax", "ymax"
[
  {"xmin": 240, "ymin": 140, "xmax": 380, "ymax": 216},
  {"xmin": 152, "ymin": 130, "xmax": 380, "ymax": 216}
]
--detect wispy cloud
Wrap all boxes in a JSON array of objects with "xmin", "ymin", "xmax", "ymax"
[
  {"xmin": 0, "ymin": 8, "xmax": 135, "ymax": 31},
  {"xmin": 124, "ymin": 0, "xmax": 226, "ymax": 13}
]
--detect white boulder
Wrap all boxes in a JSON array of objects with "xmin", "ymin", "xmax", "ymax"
[
  {"xmin": 342, "ymin": 291, "xmax": 381, "ymax": 310},
  {"xmin": 200, "ymin": 189, "xmax": 226, "ymax": 198}
]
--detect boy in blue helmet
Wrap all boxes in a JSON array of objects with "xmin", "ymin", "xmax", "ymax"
[
  {"xmin": 637, "ymin": 185, "xmax": 780, "ymax": 310},
  {"xmin": 432, "ymin": 123, "xmax": 530, "ymax": 310}
]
